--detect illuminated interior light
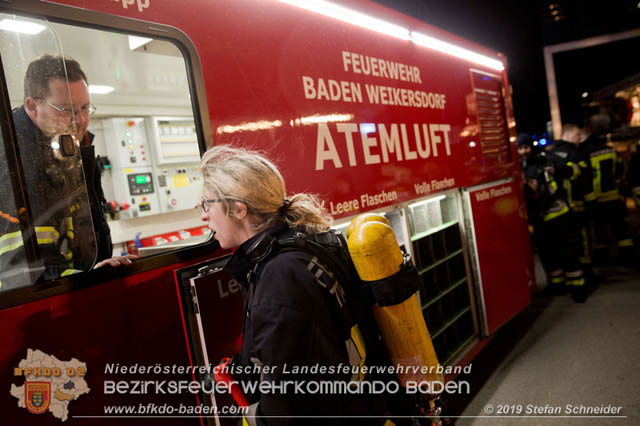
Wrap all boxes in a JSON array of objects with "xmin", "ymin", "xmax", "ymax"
[
  {"xmin": 216, "ymin": 120, "xmax": 283, "ymax": 134},
  {"xmin": 277, "ymin": 0, "xmax": 410, "ymax": 41},
  {"xmin": 360, "ymin": 123, "xmax": 376, "ymax": 134},
  {"xmin": 50, "ymin": 141, "xmax": 60, "ymax": 150},
  {"xmin": 297, "ymin": 113, "xmax": 354, "ymax": 125},
  {"xmin": 128, "ymin": 35, "xmax": 152, "ymax": 50},
  {"xmin": 581, "ymin": 92, "xmax": 589, "ymax": 98},
  {"xmin": 410, "ymin": 31, "xmax": 504, "ymax": 71},
  {"xmin": 89, "ymin": 85, "xmax": 114, "ymax": 94},
  {"xmin": 408, "ymin": 195, "xmax": 446, "ymax": 209},
  {"xmin": 533, "ymin": 141, "xmax": 539, "ymax": 146},
  {"xmin": 0, "ymin": 19, "xmax": 46, "ymax": 35},
  {"xmin": 509, "ymin": 136, "xmax": 517, "ymax": 142},
  {"xmin": 469, "ymin": 141, "xmax": 477, "ymax": 148}
]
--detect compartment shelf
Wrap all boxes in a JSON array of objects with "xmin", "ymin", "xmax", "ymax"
[
  {"xmin": 408, "ymin": 192, "xmax": 476, "ymax": 366},
  {"xmin": 430, "ymin": 306, "xmax": 471, "ymax": 340},
  {"xmin": 422, "ymin": 277, "xmax": 467, "ymax": 310},
  {"xmin": 411, "ymin": 220, "xmax": 459, "ymax": 242},
  {"xmin": 418, "ymin": 248, "xmax": 463, "ymax": 275}
]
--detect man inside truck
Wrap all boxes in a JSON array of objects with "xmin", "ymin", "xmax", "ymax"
[{"xmin": 0, "ymin": 55, "xmax": 135, "ymax": 289}]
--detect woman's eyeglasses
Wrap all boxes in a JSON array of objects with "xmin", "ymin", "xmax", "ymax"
[{"xmin": 199, "ymin": 199, "xmax": 223, "ymax": 212}]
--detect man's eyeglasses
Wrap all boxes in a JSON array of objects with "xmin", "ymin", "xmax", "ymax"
[
  {"xmin": 39, "ymin": 99, "xmax": 96, "ymax": 117},
  {"xmin": 199, "ymin": 199, "xmax": 223, "ymax": 212}
]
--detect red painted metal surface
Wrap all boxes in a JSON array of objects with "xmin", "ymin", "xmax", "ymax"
[
  {"xmin": 2, "ymin": 254, "xmax": 215, "ymax": 425},
  {"xmin": 43, "ymin": 0, "xmax": 519, "ymax": 219},
  {"xmin": 466, "ymin": 180, "xmax": 533, "ymax": 335}
]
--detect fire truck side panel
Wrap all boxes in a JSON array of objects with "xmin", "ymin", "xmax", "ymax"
[
  {"xmin": 1, "ymin": 254, "xmax": 227, "ymax": 425},
  {"xmin": 464, "ymin": 180, "xmax": 534, "ymax": 335},
  {"xmin": 42, "ymin": 0, "xmax": 519, "ymax": 219}
]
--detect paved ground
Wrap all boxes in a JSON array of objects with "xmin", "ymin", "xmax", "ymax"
[{"xmin": 447, "ymin": 264, "xmax": 640, "ymax": 426}]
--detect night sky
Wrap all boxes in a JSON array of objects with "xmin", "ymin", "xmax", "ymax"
[{"xmin": 371, "ymin": 0, "xmax": 640, "ymax": 136}]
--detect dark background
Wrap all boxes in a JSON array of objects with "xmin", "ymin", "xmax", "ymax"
[{"xmin": 371, "ymin": 0, "xmax": 640, "ymax": 136}]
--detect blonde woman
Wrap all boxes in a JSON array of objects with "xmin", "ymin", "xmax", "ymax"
[{"xmin": 199, "ymin": 145, "xmax": 392, "ymax": 425}]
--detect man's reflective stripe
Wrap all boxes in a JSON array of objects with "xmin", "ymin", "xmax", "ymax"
[
  {"xmin": 0, "ymin": 227, "xmax": 60, "ymax": 255},
  {"xmin": 35, "ymin": 226, "xmax": 60, "ymax": 244},
  {"xmin": 618, "ymin": 239, "xmax": 633, "ymax": 248},
  {"xmin": 0, "ymin": 231, "xmax": 23, "ymax": 256},
  {"xmin": 570, "ymin": 200, "xmax": 585, "ymax": 211},
  {"xmin": 550, "ymin": 269, "xmax": 565, "ymax": 284},
  {"xmin": 66, "ymin": 217, "xmax": 74, "ymax": 240},
  {"xmin": 567, "ymin": 162, "xmax": 581, "ymax": 179},
  {"xmin": 591, "ymin": 151, "xmax": 617, "ymax": 196},
  {"xmin": 597, "ymin": 189, "xmax": 620, "ymax": 202},
  {"xmin": 543, "ymin": 203, "xmax": 569, "ymax": 221},
  {"xmin": 61, "ymin": 268, "xmax": 81, "ymax": 277},
  {"xmin": 566, "ymin": 277, "xmax": 585, "ymax": 286},
  {"xmin": 566, "ymin": 269, "xmax": 585, "ymax": 286}
]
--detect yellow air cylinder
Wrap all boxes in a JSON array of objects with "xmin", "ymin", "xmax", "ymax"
[
  {"xmin": 347, "ymin": 218, "xmax": 443, "ymax": 388},
  {"xmin": 345, "ymin": 212, "xmax": 390, "ymax": 239}
]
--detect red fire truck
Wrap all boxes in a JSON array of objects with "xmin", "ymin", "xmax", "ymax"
[{"xmin": 0, "ymin": 0, "xmax": 534, "ymax": 424}]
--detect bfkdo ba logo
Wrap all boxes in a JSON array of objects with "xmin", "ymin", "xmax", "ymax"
[
  {"xmin": 26, "ymin": 382, "xmax": 51, "ymax": 414},
  {"xmin": 10, "ymin": 349, "xmax": 90, "ymax": 422}
]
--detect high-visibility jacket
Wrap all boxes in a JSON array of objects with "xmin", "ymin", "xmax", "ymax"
[
  {"xmin": 522, "ymin": 152, "xmax": 570, "ymax": 224},
  {"xmin": 0, "ymin": 107, "xmax": 96, "ymax": 290},
  {"xmin": 581, "ymin": 134, "xmax": 623, "ymax": 203},
  {"xmin": 547, "ymin": 141, "xmax": 594, "ymax": 212}
]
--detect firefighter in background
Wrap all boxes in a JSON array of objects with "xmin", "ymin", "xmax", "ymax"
[
  {"xmin": 546, "ymin": 124, "xmax": 595, "ymax": 284},
  {"xmin": 521, "ymin": 133, "xmax": 587, "ymax": 302},
  {"xmin": 0, "ymin": 55, "xmax": 134, "ymax": 290},
  {"xmin": 517, "ymin": 132, "xmax": 537, "ymax": 172},
  {"xmin": 581, "ymin": 113, "xmax": 635, "ymax": 265}
]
